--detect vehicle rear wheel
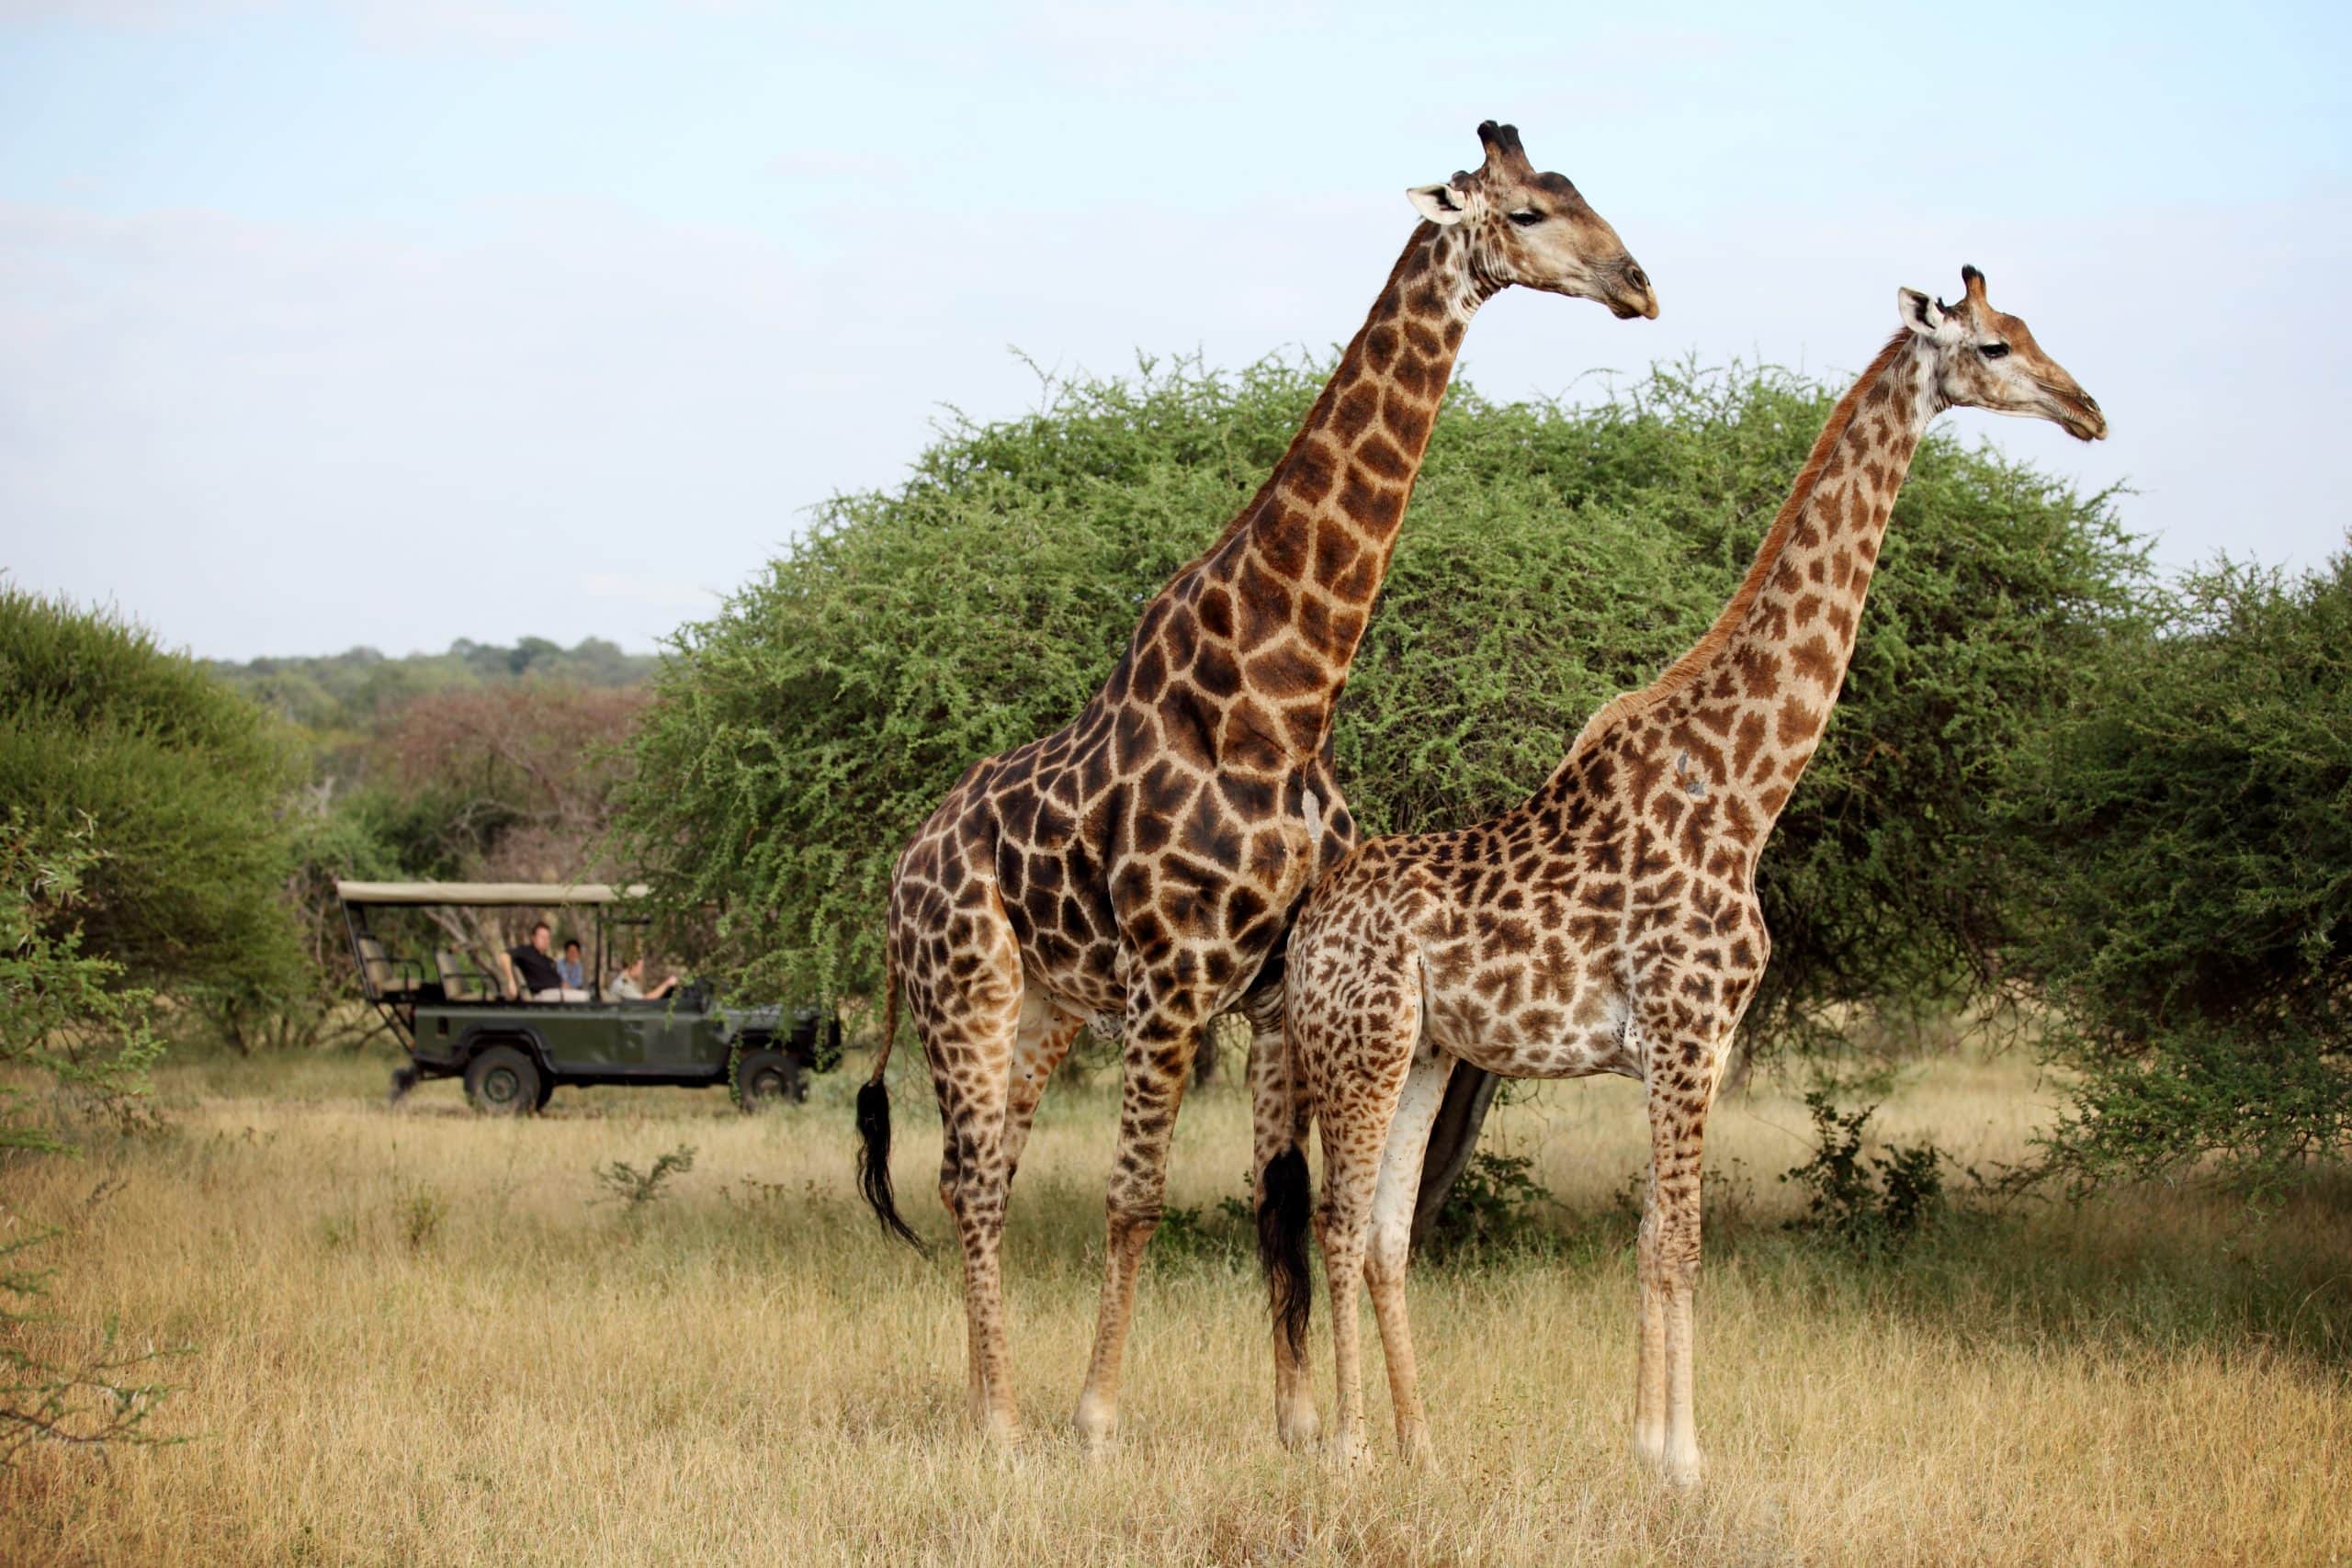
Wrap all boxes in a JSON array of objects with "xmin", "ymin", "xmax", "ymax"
[
  {"xmin": 734, "ymin": 1047, "xmax": 805, "ymax": 1111},
  {"xmin": 534, "ymin": 1074, "xmax": 556, "ymax": 1112},
  {"xmin": 465, "ymin": 1045, "xmax": 541, "ymax": 1116}
]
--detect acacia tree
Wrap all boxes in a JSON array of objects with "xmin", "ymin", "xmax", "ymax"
[
  {"xmin": 620, "ymin": 355, "xmax": 2134, "ymax": 1005},
  {"xmin": 613, "ymin": 355, "xmax": 2140, "ymax": 1210}
]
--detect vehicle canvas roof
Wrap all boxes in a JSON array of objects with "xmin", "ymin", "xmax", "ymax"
[{"xmin": 334, "ymin": 880, "xmax": 650, "ymax": 908}]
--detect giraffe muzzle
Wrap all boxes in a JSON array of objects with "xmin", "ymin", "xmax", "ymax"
[{"xmin": 1609, "ymin": 261, "xmax": 1660, "ymax": 321}]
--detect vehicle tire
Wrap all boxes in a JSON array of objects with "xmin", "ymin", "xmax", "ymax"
[
  {"xmin": 464, "ymin": 1045, "xmax": 541, "ymax": 1116},
  {"xmin": 734, "ymin": 1047, "xmax": 804, "ymax": 1111},
  {"xmin": 534, "ymin": 1074, "xmax": 556, "ymax": 1112}
]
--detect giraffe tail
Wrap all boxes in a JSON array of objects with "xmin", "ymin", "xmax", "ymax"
[
  {"xmin": 1251, "ymin": 994, "xmax": 1315, "ymax": 1363},
  {"xmin": 854, "ymin": 939, "xmax": 927, "ymax": 1253}
]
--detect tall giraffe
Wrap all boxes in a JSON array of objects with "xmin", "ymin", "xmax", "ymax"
[
  {"xmin": 856, "ymin": 122, "xmax": 1658, "ymax": 1448},
  {"xmin": 1257, "ymin": 268, "xmax": 2105, "ymax": 1475}
]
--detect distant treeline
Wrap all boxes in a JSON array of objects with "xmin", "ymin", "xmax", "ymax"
[{"xmin": 209, "ymin": 637, "xmax": 659, "ymax": 734}]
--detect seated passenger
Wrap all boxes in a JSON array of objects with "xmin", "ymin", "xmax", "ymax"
[
  {"xmin": 558, "ymin": 939, "xmax": 586, "ymax": 990},
  {"xmin": 505, "ymin": 921, "xmax": 587, "ymax": 1002},
  {"xmin": 611, "ymin": 956, "xmax": 680, "ymax": 1002}
]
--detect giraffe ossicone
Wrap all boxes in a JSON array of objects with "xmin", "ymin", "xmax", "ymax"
[
  {"xmin": 1257, "ymin": 267, "xmax": 2103, "ymax": 1479},
  {"xmin": 853, "ymin": 120, "xmax": 1658, "ymax": 1450}
]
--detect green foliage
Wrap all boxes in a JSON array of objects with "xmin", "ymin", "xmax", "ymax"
[
  {"xmin": 0, "ymin": 813, "xmax": 167, "ymax": 1152},
  {"xmin": 0, "ymin": 588, "xmax": 304, "ymax": 1004},
  {"xmin": 615, "ymin": 354, "xmax": 2141, "ymax": 1055},
  {"xmin": 0, "ymin": 817, "xmax": 179, "ymax": 1463},
  {"xmin": 2007, "ymin": 548, "xmax": 2352, "ymax": 1190},
  {"xmin": 593, "ymin": 1145, "xmax": 696, "ymax": 1212},
  {"xmin": 1418, "ymin": 1146, "xmax": 1561, "ymax": 1259},
  {"xmin": 1781, "ymin": 1092, "xmax": 1950, "ymax": 1251}
]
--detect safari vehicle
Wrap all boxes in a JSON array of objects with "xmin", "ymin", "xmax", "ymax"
[{"xmin": 336, "ymin": 881, "xmax": 840, "ymax": 1114}]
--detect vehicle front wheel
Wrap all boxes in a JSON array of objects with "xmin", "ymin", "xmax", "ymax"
[
  {"xmin": 465, "ymin": 1045, "xmax": 541, "ymax": 1116},
  {"xmin": 733, "ymin": 1047, "xmax": 805, "ymax": 1111}
]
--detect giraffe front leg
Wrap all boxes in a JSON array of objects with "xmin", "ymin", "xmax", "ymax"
[
  {"xmin": 1070, "ymin": 994, "xmax": 1205, "ymax": 1451},
  {"xmin": 1635, "ymin": 1029, "xmax": 1719, "ymax": 1486}
]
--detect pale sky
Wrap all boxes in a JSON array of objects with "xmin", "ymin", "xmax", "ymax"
[{"xmin": 3, "ymin": 1, "xmax": 2347, "ymax": 660}]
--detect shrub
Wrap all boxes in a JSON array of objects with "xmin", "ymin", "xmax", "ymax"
[
  {"xmin": 0, "ymin": 588, "xmax": 303, "ymax": 1005},
  {"xmin": 1418, "ymin": 1146, "xmax": 1560, "ymax": 1259},
  {"xmin": 2007, "ymin": 547, "xmax": 2352, "ymax": 1191},
  {"xmin": 594, "ymin": 1145, "xmax": 697, "ymax": 1212},
  {"xmin": 1781, "ymin": 1092, "xmax": 1950, "ymax": 1251},
  {"xmin": 0, "ymin": 815, "xmax": 178, "ymax": 1463},
  {"xmin": 0, "ymin": 813, "xmax": 165, "ymax": 1151}
]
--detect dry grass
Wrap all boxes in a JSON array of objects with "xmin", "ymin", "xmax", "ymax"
[{"xmin": 3, "ymin": 1044, "xmax": 2347, "ymax": 1565}]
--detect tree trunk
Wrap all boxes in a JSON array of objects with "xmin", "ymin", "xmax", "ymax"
[{"xmin": 1410, "ymin": 1066, "xmax": 1501, "ymax": 1251}]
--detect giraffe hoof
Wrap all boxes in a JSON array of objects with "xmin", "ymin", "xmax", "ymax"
[
  {"xmin": 1653, "ymin": 1445, "xmax": 1703, "ymax": 1489},
  {"xmin": 1071, "ymin": 1394, "xmax": 1118, "ymax": 1453},
  {"xmin": 1276, "ymin": 1408, "xmax": 1320, "ymax": 1452}
]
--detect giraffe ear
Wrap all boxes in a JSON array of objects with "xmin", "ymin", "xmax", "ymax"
[
  {"xmin": 1897, "ymin": 288, "xmax": 1957, "ymax": 341},
  {"xmin": 1406, "ymin": 183, "xmax": 1469, "ymax": 227}
]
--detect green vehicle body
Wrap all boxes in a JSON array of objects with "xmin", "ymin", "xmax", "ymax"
[{"xmin": 336, "ymin": 880, "xmax": 840, "ymax": 1112}]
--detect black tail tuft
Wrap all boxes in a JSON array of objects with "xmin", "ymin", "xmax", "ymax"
[
  {"xmin": 1257, "ymin": 1143, "xmax": 1314, "ymax": 1359},
  {"xmin": 855, "ymin": 1077, "xmax": 926, "ymax": 1253}
]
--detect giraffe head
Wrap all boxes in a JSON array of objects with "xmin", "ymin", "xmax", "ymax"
[
  {"xmin": 1899, "ymin": 265, "xmax": 2107, "ymax": 441},
  {"xmin": 1407, "ymin": 120, "xmax": 1658, "ymax": 321}
]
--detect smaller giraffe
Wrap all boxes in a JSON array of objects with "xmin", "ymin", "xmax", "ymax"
[{"xmin": 1256, "ymin": 267, "xmax": 2105, "ymax": 1477}]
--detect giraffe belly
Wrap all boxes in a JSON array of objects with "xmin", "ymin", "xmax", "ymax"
[{"xmin": 1426, "ymin": 970, "xmax": 1639, "ymax": 1082}]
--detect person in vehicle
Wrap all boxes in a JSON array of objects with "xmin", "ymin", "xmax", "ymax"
[
  {"xmin": 611, "ymin": 956, "xmax": 680, "ymax": 1002},
  {"xmin": 505, "ymin": 921, "xmax": 586, "ymax": 1002},
  {"xmin": 558, "ymin": 939, "xmax": 585, "ymax": 990}
]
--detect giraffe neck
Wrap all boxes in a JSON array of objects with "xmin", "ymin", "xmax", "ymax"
[
  {"xmin": 1114, "ymin": 222, "xmax": 1492, "ymax": 761},
  {"xmin": 1561, "ymin": 334, "xmax": 1938, "ymax": 828}
]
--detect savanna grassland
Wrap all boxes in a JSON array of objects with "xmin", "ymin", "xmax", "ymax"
[{"xmin": 3, "ymin": 1046, "xmax": 2346, "ymax": 1566}]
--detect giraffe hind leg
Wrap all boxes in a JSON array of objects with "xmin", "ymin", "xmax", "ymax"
[
  {"xmin": 913, "ymin": 959, "xmax": 1025, "ymax": 1444},
  {"xmin": 1364, "ymin": 1047, "xmax": 1453, "ymax": 1467},
  {"xmin": 1001, "ymin": 988, "xmax": 1087, "ymax": 1184},
  {"xmin": 1310, "ymin": 984, "xmax": 1419, "ymax": 1468}
]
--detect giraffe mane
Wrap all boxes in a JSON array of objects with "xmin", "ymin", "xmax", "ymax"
[{"xmin": 1563, "ymin": 331, "xmax": 1915, "ymax": 754}]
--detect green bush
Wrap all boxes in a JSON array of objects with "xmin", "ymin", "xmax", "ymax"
[
  {"xmin": 615, "ymin": 355, "xmax": 2139, "ymax": 1060},
  {"xmin": 2007, "ymin": 548, "xmax": 2352, "ymax": 1190},
  {"xmin": 1781, "ymin": 1092, "xmax": 1950, "ymax": 1251},
  {"xmin": 0, "ymin": 589, "xmax": 304, "ymax": 1005}
]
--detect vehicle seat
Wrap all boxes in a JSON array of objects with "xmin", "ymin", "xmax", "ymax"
[
  {"xmin": 356, "ymin": 936, "xmax": 424, "ymax": 1000},
  {"xmin": 435, "ymin": 950, "xmax": 500, "ymax": 1002}
]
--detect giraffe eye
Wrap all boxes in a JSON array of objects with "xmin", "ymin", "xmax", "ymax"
[
  {"xmin": 1507, "ymin": 209, "xmax": 1544, "ymax": 228},
  {"xmin": 1979, "ymin": 343, "xmax": 2011, "ymax": 359}
]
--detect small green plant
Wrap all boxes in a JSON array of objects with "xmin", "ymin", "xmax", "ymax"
[
  {"xmin": 1781, "ymin": 1091, "xmax": 1948, "ymax": 1251},
  {"xmin": 594, "ymin": 1145, "xmax": 696, "ymax": 1212},
  {"xmin": 1420, "ymin": 1147, "xmax": 1560, "ymax": 1260},
  {"xmin": 393, "ymin": 1187, "xmax": 447, "ymax": 1251}
]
